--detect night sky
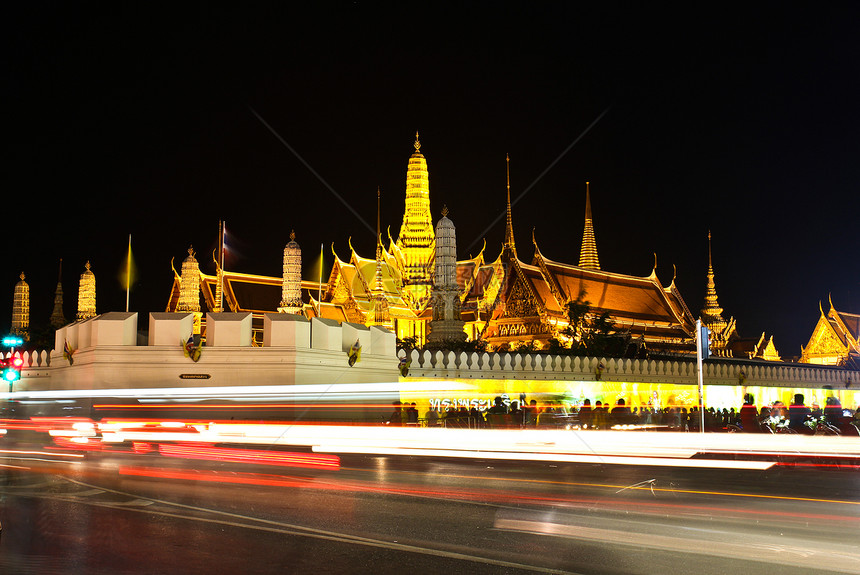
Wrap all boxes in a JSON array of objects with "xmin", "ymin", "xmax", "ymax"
[{"xmin": 4, "ymin": 3, "xmax": 859, "ymax": 357}]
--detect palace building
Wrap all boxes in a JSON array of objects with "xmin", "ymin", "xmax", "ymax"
[
  {"xmin": 800, "ymin": 297, "xmax": 860, "ymax": 367},
  {"xmin": 164, "ymin": 133, "xmax": 709, "ymax": 353}
]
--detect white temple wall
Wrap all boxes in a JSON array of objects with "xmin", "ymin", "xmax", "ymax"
[
  {"xmin": 15, "ymin": 312, "xmax": 400, "ymax": 392},
  {"xmin": 263, "ymin": 313, "xmax": 311, "ymax": 348},
  {"xmin": 148, "ymin": 313, "xmax": 194, "ymax": 346},
  {"xmin": 10, "ymin": 311, "xmax": 858, "ymax": 393},
  {"xmin": 206, "ymin": 312, "xmax": 253, "ymax": 347}
]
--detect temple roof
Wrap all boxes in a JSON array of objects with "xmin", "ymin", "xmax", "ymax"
[
  {"xmin": 530, "ymin": 248, "xmax": 695, "ymax": 332},
  {"xmin": 834, "ymin": 309, "xmax": 860, "ymax": 343}
]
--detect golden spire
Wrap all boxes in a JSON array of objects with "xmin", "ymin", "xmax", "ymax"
[
  {"xmin": 12, "ymin": 271, "xmax": 30, "ymax": 340},
  {"xmin": 701, "ymin": 230, "xmax": 725, "ymax": 324},
  {"xmin": 578, "ymin": 182, "xmax": 600, "ymax": 270},
  {"xmin": 395, "ymin": 131, "xmax": 435, "ymax": 313},
  {"xmin": 370, "ymin": 187, "xmax": 390, "ymax": 326},
  {"xmin": 77, "ymin": 261, "xmax": 97, "ymax": 321},
  {"xmin": 279, "ymin": 232, "xmax": 302, "ymax": 314},
  {"xmin": 373, "ymin": 188, "xmax": 385, "ymax": 292},
  {"xmin": 504, "ymin": 154, "xmax": 516, "ymax": 255}
]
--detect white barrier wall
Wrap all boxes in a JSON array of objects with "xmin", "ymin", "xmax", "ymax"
[
  {"xmin": 263, "ymin": 313, "xmax": 311, "ymax": 348},
  {"xmin": 18, "ymin": 311, "xmax": 859, "ymax": 393},
  {"xmin": 24, "ymin": 312, "xmax": 400, "ymax": 391},
  {"xmin": 206, "ymin": 312, "xmax": 253, "ymax": 347},
  {"xmin": 401, "ymin": 348, "xmax": 859, "ymax": 389},
  {"xmin": 148, "ymin": 313, "xmax": 193, "ymax": 346}
]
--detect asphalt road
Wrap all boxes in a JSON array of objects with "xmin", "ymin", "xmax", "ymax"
[{"xmin": 1, "ymin": 439, "xmax": 859, "ymax": 575}]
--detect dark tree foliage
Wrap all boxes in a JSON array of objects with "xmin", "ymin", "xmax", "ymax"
[{"xmin": 556, "ymin": 289, "xmax": 632, "ymax": 358}]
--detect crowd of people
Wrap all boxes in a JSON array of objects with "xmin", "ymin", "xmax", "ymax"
[{"xmin": 389, "ymin": 394, "xmax": 860, "ymax": 434}]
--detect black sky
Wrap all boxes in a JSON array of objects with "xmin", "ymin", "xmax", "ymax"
[{"xmin": 3, "ymin": 2, "xmax": 859, "ymax": 356}]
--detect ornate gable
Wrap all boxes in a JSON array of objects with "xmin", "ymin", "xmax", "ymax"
[
  {"xmin": 802, "ymin": 313, "xmax": 848, "ymax": 363},
  {"xmin": 503, "ymin": 274, "xmax": 540, "ymax": 318}
]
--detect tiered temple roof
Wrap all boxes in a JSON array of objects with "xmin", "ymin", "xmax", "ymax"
[{"xmin": 801, "ymin": 297, "xmax": 860, "ymax": 367}]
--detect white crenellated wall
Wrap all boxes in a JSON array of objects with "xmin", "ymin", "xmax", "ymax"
[
  {"xmin": 15, "ymin": 312, "xmax": 399, "ymax": 392},
  {"xmin": 9, "ymin": 311, "xmax": 858, "ymax": 393},
  {"xmin": 401, "ymin": 348, "xmax": 859, "ymax": 389}
]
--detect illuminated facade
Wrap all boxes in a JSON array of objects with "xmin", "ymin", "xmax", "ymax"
[
  {"xmin": 11, "ymin": 272, "xmax": 30, "ymax": 341},
  {"xmin": 278, "ymin": 231, "xmax": 303, "ymax": 314},
  {"xmin": 164, "ymin": 135, "xmax": 703, "ymax": 352},
  {"xmin": 76, "ymin": 262, "xmax": 97, "ymax": 321},
  {"xmin": 800, "ymin": 297, "xmax": 859, "ymax": 367}
]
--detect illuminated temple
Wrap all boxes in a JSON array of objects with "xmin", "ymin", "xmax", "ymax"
[
  {"xmin": 800, "ymin": 297, "xmax": 860, "ymax": 367},
  {"xmin": 165, "ymin": 133, "xmax": 730, "ymax": 354}
]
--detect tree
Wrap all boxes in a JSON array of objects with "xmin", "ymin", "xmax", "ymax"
[{"xmin": 559, "ymin": 289, "xmax": 631, "ymax": 358}]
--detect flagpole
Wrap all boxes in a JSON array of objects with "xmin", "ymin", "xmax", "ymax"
[
  {"xmin": 318, "ymin": 243, "xmax": 323, "ymax": 312},
  {"xmin": 125, "ymin": 234, "xmax": 131, "ymax": 313},
  {"xmin": 219, "ymin": 220, "xmax": 225, "ymax": 312}
]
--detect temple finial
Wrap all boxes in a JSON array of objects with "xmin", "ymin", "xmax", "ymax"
[
  {"xmin": 376, "ymin": 187, "xmax": 381, "ymax": 247},
  {"xmin": 414, "ymin": 131, "xmax": 421, "ymax": 152},
  {"xmin": 290, "ymin": 230, "xmax": 295, "ymax": 241},
  {"xmin": 504, "ymin": 154, "xmax": 516, "ymax": 253},
  {"xmin": 441, "ymin": 204, "xmax": 449, "ymax": 217},
  {"xmin": 701, "ymin": 230, "xmax": 724, "ymax": 323},
  {"xmin": 708, "ymin": 230, "xmax": 713, "ymax": 268},
  {"xmin": 584, "ymin": 181, "xmax": 592, "ymax": 220}
]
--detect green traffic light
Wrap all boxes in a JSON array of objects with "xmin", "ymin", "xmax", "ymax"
[
  {"xmin": 2, "ymin": 368, "xmax": 20, "ymax": 382},
  {"xmin": 2, "ymin": 336, "xmax": 23, "ymax": 347}
]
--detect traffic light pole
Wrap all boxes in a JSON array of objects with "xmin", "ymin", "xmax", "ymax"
[{"xmin": 2, "ymin": 335, "xmax": 24, "ymax": 392}]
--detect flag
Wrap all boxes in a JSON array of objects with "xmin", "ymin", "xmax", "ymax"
[
  {"xmin": 347, "ymin": 339, "xmax": 361, "ymax": 367},
  {"xmin": 63, "ymin": 340, "xmax": 75, "ymax": 366},
  {"xmin": 119, "ymin": 237, "xmax": 137, "ymax": 292},
  {"xmin": 182, "ymin": 335, "xmax": 201, "ymax": 362},
  {"xmin": 398, "ymin": 356, "xmax": 410, "ymax": 377}
]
